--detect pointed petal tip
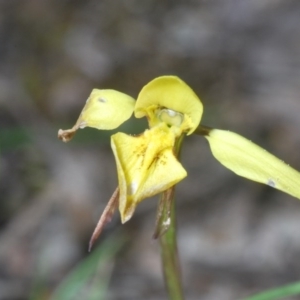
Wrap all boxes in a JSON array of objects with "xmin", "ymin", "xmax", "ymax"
[
  {"xmin": 88, "ymin": 238, "xmax": 94, "ymax": 252},
  {"xmin": 120, "ymin": 213, "xmax": 132, "ymax": 224},
  {"xmin": 58, "ymin": 128, "xmax": 76, "ymax": 142},
  {"xmin": 88, "ymin": 227, "xmax": 101, "ymax": 253},
  {"xmin": 120, "ymin": 204, "xmax": 136, "ymax": 224}
]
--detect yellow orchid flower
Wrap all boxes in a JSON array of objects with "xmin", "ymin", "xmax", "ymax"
[
  {"xmin": 58, "ymin": 75, "xmax": 300, "ymax": 252},
  {"xmin": 58, "ymin": 76, "xmax": 203, "ymax": 250}
]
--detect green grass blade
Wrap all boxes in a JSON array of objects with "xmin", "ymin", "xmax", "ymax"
[
  {"xmin": 51, "ymin": 234, "xmax": 124, "ymax": 300},
  {"xmin": 242, "ymin": 281, "xmax": 300, "ymax": 300}
]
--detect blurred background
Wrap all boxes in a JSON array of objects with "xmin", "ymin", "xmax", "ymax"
[{"xmin": 1, "ymin": 0, "xmax": 300, "ymax": 299}]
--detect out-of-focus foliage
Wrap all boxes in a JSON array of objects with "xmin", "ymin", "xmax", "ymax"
[
  {"xmin": 50, "ymin": 234, "xmax": 124, "ymax": 300},
  {"xmin": 1, "ymin": 1, "xmax": 300, "ymax": 299}
]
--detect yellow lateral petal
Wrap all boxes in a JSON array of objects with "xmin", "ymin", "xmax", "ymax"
[
  {"xmin": 58, "ymin": 89, "xmax": 135, "ymax": 142},
  {"xmin": 111, "ymin": 123, "xmax": 187, "ymax": 223},
  {"xmin": 206, "ymin": 129, "xmax": 300, "ymax": 199},
  {"xmin": 78, "ymin": 89, "xmax": 135, "ymax": 130},
  {"xmin": 134, "ymin": 76, "xmax": 203, "ymax": 135}
]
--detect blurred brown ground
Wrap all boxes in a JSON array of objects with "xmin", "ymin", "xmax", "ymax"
[{"xmin": 1, "ymin": 0, "xmax": 300, "ymax": 299}]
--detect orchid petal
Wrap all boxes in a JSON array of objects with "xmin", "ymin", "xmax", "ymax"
[
  {"xmin": 58, "ymin": 89, "xmax": 135, "ymax": 142},
  {"xmin": 205, "ymin": 129, "xmax": 300, "ymax": 199},
  {"xmin": 134, "ymin": 76, "xmax": 203, "ymax": 135},
  {"xmin": 111, "ymin": 123, "xmax": 187, "ymax": 223}
]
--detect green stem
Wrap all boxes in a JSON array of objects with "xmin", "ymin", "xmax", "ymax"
[
  {"xmin": 159, "ymin": 134, "xmax": 185, "ymax": 300},
  {"xmin": 159, "ymin": 188, "xmax": 184, "ymax": 300}
]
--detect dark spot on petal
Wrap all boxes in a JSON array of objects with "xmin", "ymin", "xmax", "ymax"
[{"xmin": 98, "ymin": 97, "xmax": 106, "ymax": 103}]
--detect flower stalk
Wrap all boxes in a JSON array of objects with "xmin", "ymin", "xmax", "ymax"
[
  {"xmin": 159, "ymin": 188, "xmax": 184, "ymax": 300},
  {"xmin": 159, "ymin": 135, "xmax": 185, "ymax": 300}
]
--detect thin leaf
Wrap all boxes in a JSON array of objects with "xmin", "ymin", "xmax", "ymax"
[
  {"xmin": 205, "ymin": 129, "xmax": 300, "ymax": 199},
  {"xmin": 51, "ymin": 234, "xmax": 124, "ymax": 300},
  {"xmin": 242, "ymin": 280, "xmax": 300, "ymax": 300}
]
